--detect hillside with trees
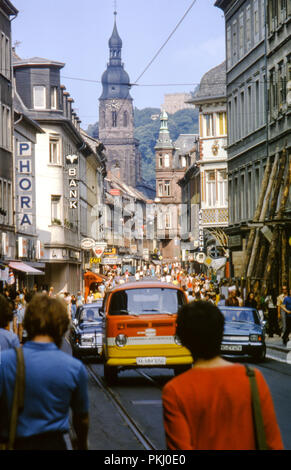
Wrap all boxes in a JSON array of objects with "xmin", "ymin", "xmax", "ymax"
[{"xmin": 86, "ymin": 106, "xmax": 199, "ymax": 189}]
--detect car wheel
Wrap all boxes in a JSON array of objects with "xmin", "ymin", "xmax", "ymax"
[
  {"xmin": 252, "ymin": 345, "xmax": 266, "ymax": 363},
  {"xmin": 173, "ymin": 365, "xmax": 192, "ymax": 376},
  {"xmin": 72, "ymin": 349, "xmax": 80, "ymax": 359},
  {"xmin": 104, "ymin": 364, "xmax": 118, "ymax": 385}
]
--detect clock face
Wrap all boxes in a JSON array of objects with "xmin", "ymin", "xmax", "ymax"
[{"xmin": 106, "ymin": 99, "xmax": 120, "ymax": 110}]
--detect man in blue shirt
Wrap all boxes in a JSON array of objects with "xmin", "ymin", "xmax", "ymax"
[
  {"xmin": 0, "ymin": 294, "xmax": 20, "ymax": 351},
  {"xmin": 282, "ymin": 289, "xmax": 291, "ymax": 346},
  {"xmin": 0, "ymin": 293, "xmax": 89, "ymax": 450}
]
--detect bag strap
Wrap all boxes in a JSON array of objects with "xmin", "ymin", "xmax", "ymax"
[
  {"xmin": 7, "ymin": 347, "xmax": 25, "ymax": 450},
  {"xmin": 245, "ymin": 365, "xmax": 268, "ymax": 450}
]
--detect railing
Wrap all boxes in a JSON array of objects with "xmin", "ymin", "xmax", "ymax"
[{"xmin": 201, "ymin": 208, "xmax": 228, "ymax": 226}]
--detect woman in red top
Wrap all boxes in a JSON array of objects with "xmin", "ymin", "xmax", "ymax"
[{"xmin": 162, "ymin": 301, "xmax": 283, "ymax": 450}]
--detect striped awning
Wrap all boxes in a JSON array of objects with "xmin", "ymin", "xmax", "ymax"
[{"xmin": 9, "ymin": 261, "xmax": 44, "ymax": 275}]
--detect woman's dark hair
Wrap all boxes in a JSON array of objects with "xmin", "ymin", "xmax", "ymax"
[
  {"xmin": 176, "ymin": 301, "xmax": 225, "ymax": 360},
  {"xmin": 23, "ymin": 294, "xmax": 69, "ymax": 347},
  {"xmin": 0, "ymin": 294, "xmax": 13, "ymax": 328}
]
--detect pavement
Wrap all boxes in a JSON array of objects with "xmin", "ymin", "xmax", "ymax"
[{"xmin": 265, "ymin": 334, "xmax": 291, "ymax": 364}]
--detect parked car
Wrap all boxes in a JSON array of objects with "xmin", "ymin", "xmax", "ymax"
[
  {"xmin": 218, "ymin": 306, "xmax": 266, "ymax": 362},
  {"xmin": 70, "ymin": 302, "xmax": 104, "ymax": 360},
  {"xmin": 101, "ymin": 281, "xmax": 192, "ymax": 384}
]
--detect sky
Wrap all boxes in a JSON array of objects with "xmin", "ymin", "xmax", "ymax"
[{"xmin": 11, "ymin": 0, "xmax": 226, "ymax": 129}]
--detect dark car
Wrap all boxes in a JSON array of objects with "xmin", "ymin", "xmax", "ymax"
[
  {"xmin": 218, "ymin": 306, "xmax": 266, "ymax": 362},
  {"xmin": 70, "ymin": 302, "xmax": 104, "ymax": 360}
]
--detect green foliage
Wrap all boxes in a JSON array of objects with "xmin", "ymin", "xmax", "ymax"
[{"xmin": 86, "ymin": 106, "xmax": 199, "ymax": 190}]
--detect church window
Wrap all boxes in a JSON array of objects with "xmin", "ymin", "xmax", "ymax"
[
  {"xmin": 164, "ymin": 180, "xmax": 171, "ymax": 196},
  {"xmin": 164, "ymin": 154, "xmax": 170, "ymax": 167},
  {"xmin": 123, "ymin": 111, "xmax": 128, "ymax": 127},
  {"xmin": 112, "ymin": 110, "xmax": 117, "ymax": 127}
]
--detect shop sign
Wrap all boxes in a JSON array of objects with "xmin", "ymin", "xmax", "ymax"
[
  {"xmin": 66, "ymin": 155, "xmax": 78, "ymax": 209},
  {"xmin": 228, "ymin": 234, "xmax": 242, "ymax": 248},
  {"xmin": 90, "ymin": 257, "xmax": 102, "ymax": 264},
  {"xmin": 93, "ymin": 242, "xmax": 107, "ymax": 257},
  {"xmin": 198, "ymin": 210, "xmax": 204, "ymax": 251},
  {"xmin": 81, "ymin": 238, "xmax": 95, "ymax": 250},
  {"xmin": 16, "ymin": 142, "xmax": 34, "ymax": 229}
]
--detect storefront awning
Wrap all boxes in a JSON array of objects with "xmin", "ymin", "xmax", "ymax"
[{"xmin": 9, "ymin": 261, "xmax": 44, "ymax": 275}]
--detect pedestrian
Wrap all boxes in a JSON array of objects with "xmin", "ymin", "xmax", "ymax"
[
  {"xmin": 76, "ymin": 291, "xmax": 84, "ymax": 308},
  {"xmin": 15, "ymin": 296, "xmax": 26, "ymax": 344},
  {"xmin": 162, "ymin": 301, "xmax": 283, "ymax": 450},
  {"xmin": 225, "ymin": 287, "xmax": 239, "ymax": 306},
  {"xmin": 0, "ymin": 293, "xmax": 89, "ymax": 450},
  {"xmin": 217, "ymin": 294, "xmax": 226, "ymax": 307},
  {"xmin": 71, "ymin": 294, "xmax": 77, "ymax": 320},
  {"xmin": 277, "ymin": 285, "xmax": 288, "ymax": 340},
  {"xmin": 0, "ymin": 294, "xmax": 20, "ymax": 350},
  {"xmin": 48, "ymin": 286, "xmax": 55, "ymax": 297},
  {"xmin": 265, "ymin": 290, "xmax": 280, "ymax": 337},
  {"xmin": 86, "ymin": 291, "xmax": 94, "ymax": 304},
  {"xmin": 281, "ymin": 289, "xmax": 291, "ymax": 346},
  {"xmin": 245, "ymin": 292, "xmax": 257, "ymax": 309},
  {"xmin": 187, "ymin": 290, "xmax": 195, "ymax": 302}
]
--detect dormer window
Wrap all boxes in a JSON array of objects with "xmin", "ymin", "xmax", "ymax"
[
  {"xmin": 51, "ymin": 86, "xmax": 58, "ymax": 110},
  {"xmin": 33, "ymin": 85, "xmax": 46, "ymax": 109}
]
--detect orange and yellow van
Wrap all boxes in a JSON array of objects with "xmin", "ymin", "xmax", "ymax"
[{"xmin": 101, "ymin": 280, "xmax": 193, "ymax": 384}]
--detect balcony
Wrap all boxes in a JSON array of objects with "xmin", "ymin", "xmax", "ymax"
[{"xmin": 201, "ymin": 208, "xmax": 228, "ymax": 227}]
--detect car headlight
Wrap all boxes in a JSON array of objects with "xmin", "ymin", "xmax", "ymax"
[
  {"xmin": 249, "ymin": 334, "xmax": 262, "ymax": 342},
  {"xmin": 174, "ymin": 335, "xmax": 182, "ymax": 346},
  {"xmin": 115, "ymin": 334, "xmax": 127, "ymax": 347}
]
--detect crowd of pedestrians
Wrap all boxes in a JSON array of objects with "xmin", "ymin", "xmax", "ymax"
[{"xmin": 0, "ymin": 264, "xmax": 289, "ymax": 450}]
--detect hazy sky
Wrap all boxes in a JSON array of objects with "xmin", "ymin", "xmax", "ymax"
[{"xmin": 11, "ymin": 0, "xmax": 226, "ymax": 129}]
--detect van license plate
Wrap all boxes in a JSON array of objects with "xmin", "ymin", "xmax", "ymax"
[{"xmin": 136, "ymin": 357, "xmax": 166, "ymax": 365}]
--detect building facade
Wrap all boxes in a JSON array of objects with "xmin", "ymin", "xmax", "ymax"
[
  {"xmin": 155, "ymin": 110, "xmax": 198, "ymax": 261},
  {"xmin": 179, "ymin": 61, "xmax": 228, "ymax": 274},
  {"xmin": 13, "ymin": 54, "xmax": 106, "ymax": 294},
  {"xmin": 98, "ymin": 13, "xmax": 141, "ymax": 188},
  {"xmin": 161, "ymin": 93, "xmax": 194, "ymax": 115},
  {"xmin": 0, "ymin": 0, "xmax": 18, "ymax": 281},
  {"xmin": 215, "ymin": 0, "xmax": 291, "ymax": 289},
  {"xmin": 215, "ymin": 0, "xmax": 268, "ymax": 276}
]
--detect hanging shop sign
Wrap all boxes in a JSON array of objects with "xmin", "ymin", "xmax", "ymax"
[
  {"xmin": 198, "ymin": 209, "xmax": 204, "ymax": 252},
  {"xmin": 16, "ymin": 142, "xmax": 34, "ymax": 230},
  {"xmin": 93, "ymin": 242, "xmax": 107, "ymax": 257},
  {"xmin": 81, "ymin": 238, "xmax": 95, "ymax": 250},
  {"xmin": 66, "ymin": 155, "xmax": 78, "ymax": 209}
]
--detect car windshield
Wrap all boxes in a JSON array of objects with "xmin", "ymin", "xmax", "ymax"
[
  {"xmin": 220, "ymin": 308, "xmax": 260, "ymax": 325},
  {"xmin": 80, "ymin": 307, "xmax": 101, "ymax": 323},
  {"xmin": 109, "ymin": 288, "xmax": 186, "ymax": 315}
]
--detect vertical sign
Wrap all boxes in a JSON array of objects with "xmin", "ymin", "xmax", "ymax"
[
  {"xmin": 16, "ymin": 142, "xmax": 34, "ymax": 230},
  {"xmin": 66, "ymin": 154, "xmax": 78, "ymax": 209}
]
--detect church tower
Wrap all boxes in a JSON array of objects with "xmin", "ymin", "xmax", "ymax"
[{"xmin": 99, "ymin": 12, "xmax": 141, "ymax": 187}]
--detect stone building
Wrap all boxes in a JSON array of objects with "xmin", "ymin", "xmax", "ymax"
[
  {"xmin": 215, "ymin": 0, "xmax": 291, "ymax": 289},
  {"xmin": 0, "ymin": 0, "xmax": 18, "ymax": 280},
  {"xmin": 161, "ymin": 93, "xmax": 194, "ymax": 115},
  {"xmin": 215, "ymin": 0, "xmax": 268, "ymax": 276},
  {"xmin": 98, "ymin": 13, "xmax": 141, "ymax": 188},
  {"xmin": 179, "ymin": 61, "xmax": 228, "ymax": 274},
  {"xmin": 155, "ymin": 110, "xmax": 198, "ymax": 261},
  {"xmin": 13, "ymin": 54, "xmax": 106, "ymax": 294}
]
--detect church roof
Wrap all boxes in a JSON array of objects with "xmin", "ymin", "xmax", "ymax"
[{"xmin": 99, "ymin": 14, "xmax": 132, "ymax": 101}]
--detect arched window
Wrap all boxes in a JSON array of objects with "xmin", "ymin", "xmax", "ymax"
[
  {"xmin": 112, "ymin": 111, "xmax": 117, "ymax": 127},
  {"xmin": 123, "ymin": 111, "xmax": 128, "ymax": 127}
]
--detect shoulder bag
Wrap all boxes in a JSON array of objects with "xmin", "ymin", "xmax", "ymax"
[
  {"xmin": 245, "ymin": 365, "xmax": 268, "ymax": 450},
  {"xmin": 0, "ymin": 347, "xmax": 25, "ymax": 451}
]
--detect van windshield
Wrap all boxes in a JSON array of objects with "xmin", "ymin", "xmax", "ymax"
[{"xmin": 109, "ymin": 288, "xmax": 186, "ymax": 316}]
